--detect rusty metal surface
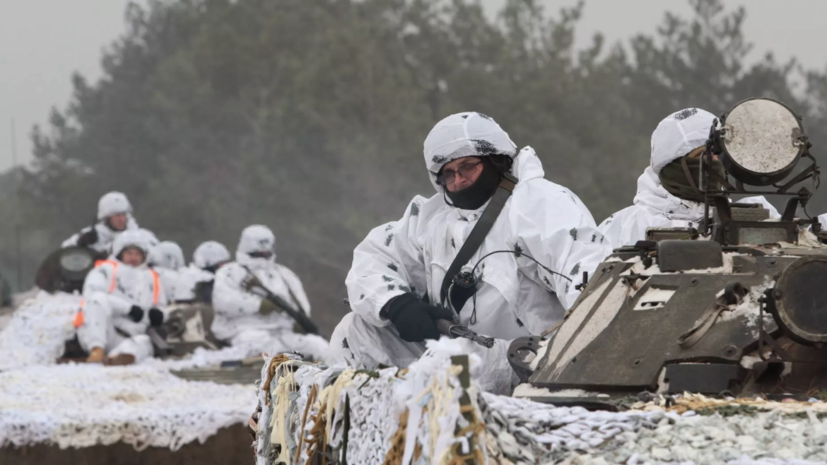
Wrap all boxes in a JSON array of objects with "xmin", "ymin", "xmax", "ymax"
[
  {"xmin": 531, "ymin": 256, "xmax": 794, "ymax": 392},
  {"xmin": 0, "ymin": 425, "xmax": 253, "ymax": 465}
]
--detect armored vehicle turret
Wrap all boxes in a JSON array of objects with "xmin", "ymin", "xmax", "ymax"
[{"xmin": 511, "ymin": 98, "xmax": 827, "ymax": 400}]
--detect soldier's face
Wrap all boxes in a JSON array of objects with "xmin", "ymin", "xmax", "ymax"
[
  {"xmin": 108, "ymin": 213, "xmax": 128, "ymax": 231},
  {"xmin": 121, "ymin": 247, "xmax": 145, "ymax": 267},
  {"xmin": 440, "ymin": 157, "xmax": 484, "ymax": 193}
]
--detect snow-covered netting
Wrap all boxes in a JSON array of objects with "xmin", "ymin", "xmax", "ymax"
[
  {"xmin": 255, "ymin": 339, "xmax": 827, "ymax": 465},
  {"xmin": 0, "ymin": 291, "xmax": 326, "ymax": 372},
  {"xmin": 0, "ymin": 291, "xmax": 81, "ymax": 371},
  {"xmin": 0, "ymin": 364, "xmax": 256, "ymax": 451}
]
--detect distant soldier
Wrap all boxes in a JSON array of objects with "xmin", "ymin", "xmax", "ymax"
[
  {"xmin": 75, "ymin": 230, "xmax": 166, "ymax": 365},
  {"xmin": 212, "ymin": 225, "xmax": 327, "ymax": 357},
  {"xmin": 148, "ymin": 241, "xmax": 186, "ymax": 303},
  {"xmin": 62, "ymin": 192, "xmax": 139, "ymax": 254},
  {"xmin": 174, "ymin": 240, "xmax": 232, "ymax": 304}
]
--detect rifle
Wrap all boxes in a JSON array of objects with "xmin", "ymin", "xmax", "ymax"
[
  {"xmin": 342, "ymin": 298, "xmax": 495, "ymax": 348},
  {"xmin": 242, "ymin": 268, "xmax": 320, "ymax": 335},
  {"xmin": 435, "ymin": 318, "xmax": 496, "ymax": 348}
]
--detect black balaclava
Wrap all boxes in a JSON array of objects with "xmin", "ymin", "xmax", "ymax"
[
  {"xmin": 444, "ymin": 158, "xmax": 504, "ymax": 210},
  {"xmin": 658, "ymin": 156, "xmax": 727, "ymax": 203}
]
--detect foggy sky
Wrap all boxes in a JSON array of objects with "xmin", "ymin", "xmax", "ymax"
[{"xmin": 2, "ymin": 0, "xmax": 826, "ymax": 171}]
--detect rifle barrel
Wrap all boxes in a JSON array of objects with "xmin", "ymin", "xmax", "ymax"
[{"xmin": 435, "ymin": 319, "xmax": 495, "ymax": 348}]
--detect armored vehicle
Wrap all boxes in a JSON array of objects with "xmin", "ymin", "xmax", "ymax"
[{"xmin": 511, "ymin": 98, "xmax": 827, "ymax": 400}]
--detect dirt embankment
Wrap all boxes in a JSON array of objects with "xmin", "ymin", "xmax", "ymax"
[{"xmin": 0, "ymin": 425, "xmax": 252, "ymax": 465}]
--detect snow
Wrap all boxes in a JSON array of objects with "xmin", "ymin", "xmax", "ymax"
[{"xmin": 0, "ymin": 364, "xmax": 255, "ymax": 450}]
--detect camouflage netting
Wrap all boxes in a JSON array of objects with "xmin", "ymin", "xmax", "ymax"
[{"xmin": 255, "ymin": 340, "xmax": 827, "ymax": 465}]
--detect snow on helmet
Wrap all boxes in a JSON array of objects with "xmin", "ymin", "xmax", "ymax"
[
  {"xmin": 148, "ymin": 241, "xmax": 185, "ymax": 270},
  {"xmin": 236, "ymin": 225, "xmax": 276, "ymax": 266},
  {"xmin": 193, "ymin": 241, "xmax": 231, "ymax": 269},
  {"xmin": 423, "ymin": 112, "xmax": 517, "ymax": 190},
  {"xmin": 650, "ymin": 108, "xmax": 716, "ymax": 175},
  {"xmin": 112, "ymin": 229, "xmax": 150, "ymax": 261},
  {"xmin": 97, "ymin": 192, "xmax": 133, "ymax": 220}
]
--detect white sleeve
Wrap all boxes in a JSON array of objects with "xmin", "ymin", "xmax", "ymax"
[
  {"xmin": 173, "ymin": 268, "xmax": 204, "ymax": 302},
  {"xmin": 212, "ymin": 264, "xmax": 261, "ymax": 316},
  {"xmin": 738, "ymin": 196, "xmax": 781, "ymax": 219},
  {"xmin": 155, "ymin": 268, "xmax": 178, "ymax": 304},
  {"xmin": 345, "ymin": 197, "xmax": 430, "ymax": 328},
  {"xmin": 597, "ymin": 207, "xmax": 650, "ymax": 250},
  {"xmin": 512, "ymin": 184, "xmax": 613, "ymax": 311},
  {"xmin": 82, "ymin": 265, "xmax": 134, "ymax": 315},
  {"xmin": 62, "ymin": 233, "xmax": 80, "ymax": 248},
  {"xmin": 277, "ymin": 266, "xmax": 312, "ymax": 316}
]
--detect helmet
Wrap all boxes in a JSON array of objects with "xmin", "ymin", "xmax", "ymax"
[
  {"xmin": 650, "ymin": 108, "xmax": 716, "ymax": 174},
  {"xmin": 112, "ymin": 230, "xmax": 151, "ymax": 262},
  {"xmin": 148, "ymin": 241, "xmax": 185, "ymax": 270},
  {"xmin": 236, "ymin": 225, "xmax": 276, "ymax": 267},
  {"xmin": 136, "ymin": 229, "xmax": 160, "ymax": 249},
  {"xmin": 423, "ymin": 112, "xmax": 517, "ymax": 191},
  {"xmin": 97, "ymin": 192, "xmax": 133, "ymax": 220},
  {"xmin": 193, "ymin": 241, "xmax": 231, "ymax": 269}
]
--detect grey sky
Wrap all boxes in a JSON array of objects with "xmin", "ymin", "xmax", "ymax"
[{"xmin": 2, "ymin": 0, "xmax": 827, "ymax": 172}]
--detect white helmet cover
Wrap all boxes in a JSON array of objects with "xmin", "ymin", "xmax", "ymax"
[
  {"xmin": 112, "ymin": 229, "xmax": 151, "ymax": 262},
  {"xmin": 423, "ymin": 112, "xmax": 517, "ymax": 191},
  {"xmin": 236, "ymin": 225, "xmax": 276, "ymax": 265},
  {"xmin": 193, "ymin": 241, "xmax": 231, "ymax": 269},
  {"xmin": 148, "ymin": 241, "xmax": 185, "ymax": 270},
  {"xmin": 650, "ymin": 108, "xmax": 717, "ymax": 175},
  {"xmin": 136, "ymin": 228, "xmax": 160, "ymax": 249},
  {"xmin": 97, "ymin": 191, "xmax": 133, "ymax": 221}
]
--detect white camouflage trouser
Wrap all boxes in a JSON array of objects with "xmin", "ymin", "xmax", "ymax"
[{"xmin": 75, "ymin": 295, "xmax": 154, "ymax": 362}]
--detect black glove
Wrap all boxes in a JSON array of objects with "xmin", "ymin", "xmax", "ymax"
[
  {"xmin": 148, "ymin": 308, "xmax": 164, "ymax": 327},
  {"xmin": 383, "ymin": 293, "xmax": 454, "ymax": 343},
  {"xmin": 76, "ymin": 228, "xmax": 99, "ymax": 247},
  {"xmin": 127, "ymin": 305, "xmax": 144, "ymax": 323}
]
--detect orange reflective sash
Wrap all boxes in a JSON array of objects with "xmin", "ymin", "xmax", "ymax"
[
  {"xmin": 73, "ymin": 309, "xmax": 85, "ymax": 328},
  {"xmin": 149, "ymin": 269, "xmax": 161, "ymax": 305},
  {"xmin": 95, "ymin": 260, "xmax": 119, "ymax": 292},
  {"xmin": 74, "ymin": 261, "xmax": 159, "ymax": 328}
]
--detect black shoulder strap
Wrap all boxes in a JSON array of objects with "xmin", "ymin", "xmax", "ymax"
[{"xmin": 440, "ymin": 174, "xmax": 517, "ymax": 305}]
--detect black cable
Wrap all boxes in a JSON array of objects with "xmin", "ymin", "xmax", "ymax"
[
  {"xmin": 803, "ymin": 202, "xmax": 814, "ymax": 221},
  {"xmin": 469, "ymin": 250, "xmax": 573, "ymax": 283},
  {"xmin": 452, "ymin": 249, "xmax": 570, "ymax": 327}
]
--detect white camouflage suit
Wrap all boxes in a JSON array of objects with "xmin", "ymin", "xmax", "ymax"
[
  {"xmin": 212, "ymin": 225, "xmax": 328, "ymax": 358},
  {"xmin": 599, "ymin": 108, "xmax": 779, "ymax": 249},
  {"xmin": 148, "ymin": 241, "xmax": 185, "ymax": 303},
  {"xmin": 62, "ymin": 191, "xmax": 139, "ymax": 254},
  {"xmin": 174, "ymin": 241, "xmax": 231, "ymax": 303},
  {"xmin": 326, "ymin": 112, "xmax": 612, "ymax": 393},
  {"xmin": 76, "ymin": 230, "xmax": 167, "ymax": 362}
]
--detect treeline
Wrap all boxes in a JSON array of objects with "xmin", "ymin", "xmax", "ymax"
[{"xmin": 3, "ymin": 0, "xmax": 826, "ymax": 333}]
